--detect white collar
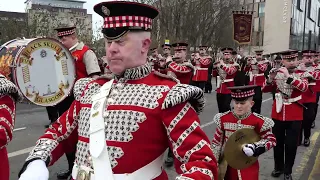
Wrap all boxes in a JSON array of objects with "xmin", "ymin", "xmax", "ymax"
[{"xmin": 69, "ymin": 42, "xmax": 79, "ymax": 51}]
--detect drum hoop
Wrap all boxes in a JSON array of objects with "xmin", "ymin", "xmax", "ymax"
[
  {"xmin": 0, "ymin": 39, "xmax": 19, "ymax": 54},
  {"xmin": 13, "ymin": 37, "xmax": 76, "ymax": 107}
]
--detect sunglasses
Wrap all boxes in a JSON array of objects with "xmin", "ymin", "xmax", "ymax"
[{"xmin": 163, "ymin": 48, "xmax": 170, "ymax": 50}]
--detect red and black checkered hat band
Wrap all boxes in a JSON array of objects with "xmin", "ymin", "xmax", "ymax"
[
  {"xmin": 104, "ymin": 16, "xmax": 152, "ymax": 29},
  {"xmin": 231, "ymin": 89, "xmax": 255, "ymax": 99},
  {"xmin": 174, "ymin": 46, "xmax": 187, "ymax": 51},
  {"xmin": 282, "ymin": 53, "xmax": 298, "ymax": 59},
  {"xmin": 57, "ymin": 29, "xmax": 76, "ymax": 37},
  {"xmin": 303, "ymin": 53, "xmax": 315, "ymax": 56}
]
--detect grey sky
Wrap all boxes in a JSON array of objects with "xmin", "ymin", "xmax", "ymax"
[{"xmin": 0, "ymin": 0, "xmax": 107, "ymax": 35}]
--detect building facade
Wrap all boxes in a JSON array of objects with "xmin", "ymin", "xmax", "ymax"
[
  {"xmin": 26, "ymin": 0, "xmax": 93, "ymax": 42},
  {"xmin": 264, "ymin": 0, "xmax": 320, "ymax": 54}
]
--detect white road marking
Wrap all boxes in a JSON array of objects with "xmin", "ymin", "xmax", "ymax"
[
  {"xmin": 262, "ymin": 97, "xmax": 272, "ymax": 103},
  {"xmin": 200, "ymin": 97, "xmax": 273, "ymax": 128},
  {"xmin": 13, "ymin": 127, "xmax": 27, "ymax": 132},
  {"xmin": 8, "ymin": 146, "xmax": 34, "ymax": 158},
  {"xmin": 8, "ymin": 97, "xmax": 274, "ymax": 158}
]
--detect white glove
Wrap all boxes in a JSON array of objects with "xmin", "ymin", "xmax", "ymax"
[
  {"xmin": 19, "ymin": 160, "xmax": 49, "ymax": 180},
  {"xmin": 242, "ymin": 144, "xmax": 255, "ymax": 157}
]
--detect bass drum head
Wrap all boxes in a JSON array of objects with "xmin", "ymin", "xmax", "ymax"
[{"xmin": 14, "ymin": 38, "xmax": 76, "ymax": 107}]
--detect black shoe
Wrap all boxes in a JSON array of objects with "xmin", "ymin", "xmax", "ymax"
[
  {"xmin": 57, "ymin": 170, "xmax": 71, "ymax": 179},
  {"xmin": 271, "ymin": 170, "xmax": 283, "ymax": 177},
  {"xmin": 44, "ymin": 122, "xmax": 53, "ymax": 128},
  {"xmin": 311, "ymin": 121, "xmax": 315, "ymax": 128},
  {"xmin": 284, "ymin": 174, "xmax": 292, "ymax": 180},
  {"xmin": 164, "ymin": 157, "xmax": 174, "ymax": 167},
  {"xmin": 304, "ymin": 138, "xmax": 310, "ymax": 147}
]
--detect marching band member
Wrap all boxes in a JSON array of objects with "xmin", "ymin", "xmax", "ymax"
[
  {"xmin": 148, "ymin": 47, "xmax": 158, "ymax": 70},
  {"xmin": 18, "ymin": 2, "xmax": 218, "ymax": 180},
  {"xmin": 191, "ymin": 45, "xmax": 212, "ymax": 90},
  {"xmin": 211, "ymin": 68, "xmax": 276, "ymax": 180},
  {"xmin": 0, "ymin": 75, "xmax": 22, "ymax": 180},
  {"xmin": 312, "ymin": 52, "xmax": 320, "ymax": 128},
  {"xmin": 161, "ymin": 43, "xmax": 173, "ymax": 64},
  {"xmin": 166, "ymin": 42, "xmax": 194, "ymax": 85},
  {"xmin": 163, "ymin": 42, "xmax": 194, "ymax": 167},
  {"xmin": 250, "ymin": 50, "xmax": 269, "ymax": 114},
  {"xmin": 212, "ymin": 47, "xmax": 239, "ymax": 113},
  {"xmin": 263, "ymin": 50, "xmax": 308, "ymax": 180},
  {"xmin": 297, "ymin": 50, "xmax": 320, "ymax": 146},
  {"xmin": 46, "ymin": 23, "xmax": 102, "ymax": 179}
]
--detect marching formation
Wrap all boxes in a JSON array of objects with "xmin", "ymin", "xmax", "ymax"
[{"xmin": 1, "ymin": 1, "xmax": 320, "ymax": 180}]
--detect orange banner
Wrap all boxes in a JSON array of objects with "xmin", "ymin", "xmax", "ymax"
[{"xmin": 233, "ymin": 11, "xmax": 253, "ymax": 44}]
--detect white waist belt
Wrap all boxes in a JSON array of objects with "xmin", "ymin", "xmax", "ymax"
[
  {"xmin": 309, "ymin": 82, "xmax": 316, "ymax": 86},
  {"xmin": 196, "ymin": 68, "xmax": 208, "ymax": 70},
  {"xmin": 72, "ymin": 152, "xmax": 165, "ymax": 180},
  {"xmin": 283, "ymin": 95, "xmax": 302, "ymax": 103},
  {"xmin": 254, "ymin": 73, "xmax": 265, "ymax": 77},
  {"xmin": 222, "ymin": 79, "xmax": 233, "ymax": 83}
]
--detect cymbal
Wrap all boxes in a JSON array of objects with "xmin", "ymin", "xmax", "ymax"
[{"xmin": 224, "ymin": 128, "xmax": 261, "ymax": 170}]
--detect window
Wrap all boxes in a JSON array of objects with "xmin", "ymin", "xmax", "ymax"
[
  {"xmin": 308, "ymin": 30, "xmax": 312, "ymax": 50},
  {"xmin": 297, "ymin": 0, "xmax": 302, "ymax": 11},
  {"xmin": 318, "ymin": 8, "xmax": 320, "ymax": 27},
  {"xmin": 258, "ymin": 2, "xmax": 265, "ymax": 17},
  {"xmin": 318, "ymin": 28, "xmax": 320, "ymax": 44},
  {"xmin": 307, "ymin": 0, "xmax": 315, "ymax": 21}
]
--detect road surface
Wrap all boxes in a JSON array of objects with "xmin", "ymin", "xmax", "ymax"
[{"xmin": 8, "ymin": 87, "xmax": 320, "ymax": 180}]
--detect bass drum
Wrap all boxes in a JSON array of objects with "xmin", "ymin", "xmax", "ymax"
[{"xmin": 0, "ymin": 38, "xmax": 76, "ymax": 107}]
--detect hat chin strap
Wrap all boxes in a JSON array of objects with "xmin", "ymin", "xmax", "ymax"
[{"xmin": 104, "ymin": 30, "xmax": 130, "ymax": 41}]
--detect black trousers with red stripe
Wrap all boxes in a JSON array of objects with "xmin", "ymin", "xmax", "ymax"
[{"xmin": 272, "ymin": 120, "xmax": 301, "ymax": 174}]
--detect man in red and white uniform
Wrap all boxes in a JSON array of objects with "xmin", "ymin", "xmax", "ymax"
[
  {"xmin": 18, "ymin": 2, "xmax": 218, "ymax": 180},
  {"xmin": 312, "ymin": 52, "xmax": 320, "ymax": 128},
  {"xmin": 297, "ymin": 50, "xmax": 320, "ymax": 146},
  {"xmin": 249, "ymin": 50, "xmax": 269, "ymax": 114},
  {"xmin": 166, "ymin": 42, "xmax": 194, "ymax": 84},
  {"xmin": 163, "ymin": 42, "xmax": 194, "ymax": 167},
  {"xmin": 161, "ymin": 43, "xmax": 173, "ymax": 64},
  {"xmin": 212, "ymin": 69, "xmax": 276, "ymax": 180},
  {"xmin": 45, "ymin": 24, "xmax": 102, "ymax": 179},
  {"xmin": 263, "ymin": 50, "xmax": 308, "ymax": 180},
  {"xmin": 148, "ymin": 47, "xmax": 158, "ymax": 70},
  {"xmin": 212, "ymin": 47, "xmax": 239, "ymax": 113},
  {"xmin": 0, "ymin": 75, "xmax": 22, "ymax": 180},
  {"xmin": 191, "ymin": 46, "xmax": 212, "ymax": 90}
]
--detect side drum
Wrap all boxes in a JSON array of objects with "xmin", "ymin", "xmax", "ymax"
[{"xmin": 0, "ymin": 38, "xmax": 76, "ymax": 106}]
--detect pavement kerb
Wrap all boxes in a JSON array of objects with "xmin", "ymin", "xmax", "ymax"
[{"xmin": 293, "ymin": 131, "xmax": 320, "ymax": 180}]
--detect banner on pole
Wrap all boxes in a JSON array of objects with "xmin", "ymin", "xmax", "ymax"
[{"xmin": 232, "ymin": 11, "xmax": 253, "ymax": 44}]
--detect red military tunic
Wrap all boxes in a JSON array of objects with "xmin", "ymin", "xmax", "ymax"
[
  {"xmin": 313, "ymin": 64, "xmax": 320, "ymax": 92},
  {"xmin": 192, "ymin": 56, "xmax": 212, "ymax": 82},
  {"xmin": 212, "ymin": 62, "xmax": 239, "ymax": 94},
  {"xmin": 296, "ymin": 67, "xmax": 320, "ymax": 103},
  {"xmin": 71, "ymin": 42, "xmax": 101, "ymax": 81},
  {"xmin": 249, "ymin": 60, "xmax": 268, "ymax": 87},
  {"xmin": 167, "ymin": 61, "xmax": 194, "ymax": 84},
  {"xmin": 0, "ymin": 75, "xmax": 22, "ymax": 180},
  {"xmin": 212, "ymin": 111, "xmax": 276, "ymax": 180},
  {"xmin": 263, "ymin": 70, "xmax": 308, "ymax": 121},
  {"xmin": 22, "ymin": 64, "xmax": 218, "ymax": 180}
]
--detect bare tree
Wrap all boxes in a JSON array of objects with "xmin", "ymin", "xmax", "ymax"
[{"xmin": 0, "ymin": 17, "xmax": 28, "ymax": 45}]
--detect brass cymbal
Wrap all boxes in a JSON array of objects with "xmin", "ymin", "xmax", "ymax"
[{"xmin": 224, "ymin": 128, "xmax": 261, "ymax": 170}]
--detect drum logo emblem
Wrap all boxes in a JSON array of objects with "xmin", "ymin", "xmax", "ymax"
[{"xmin": 40, "ymin": 50, "xmax": 47, "ymax": 58}]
